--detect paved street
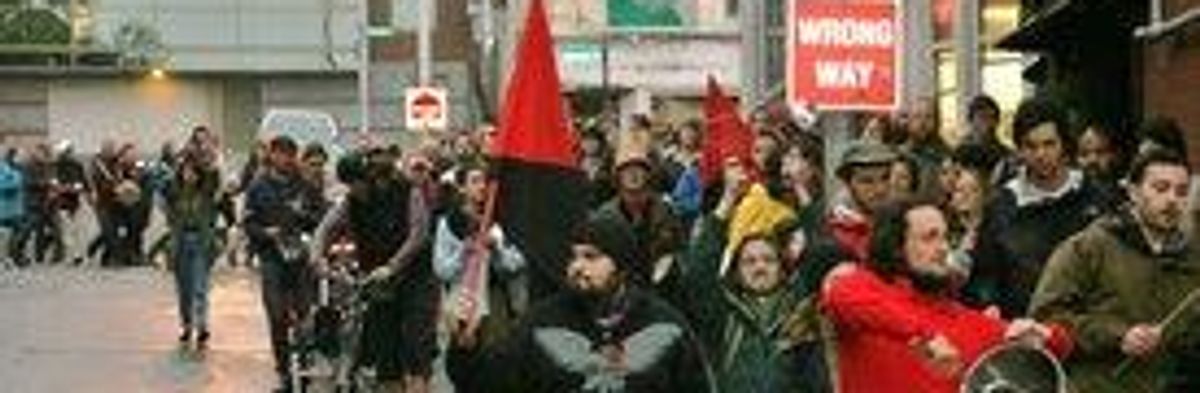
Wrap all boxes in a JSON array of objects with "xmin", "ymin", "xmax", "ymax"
[{"xmin": 0, "ymin": 265, "xmax": 276, "ymax": 393}]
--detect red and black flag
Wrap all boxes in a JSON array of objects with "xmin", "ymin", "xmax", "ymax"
[{"xmin": 487, "ymin": 0, "xmax": 587, "ymax": 299}]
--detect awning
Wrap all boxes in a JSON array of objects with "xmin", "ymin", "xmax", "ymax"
[{"xmin": 995, "ymin": 0, "xmax": 1084, "ymax": 51}]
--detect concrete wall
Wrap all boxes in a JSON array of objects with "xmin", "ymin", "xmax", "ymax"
[
  {"xmin": 46, "ymin": 77, "xmax": 225, "ymax": 154},
  {"xmin": 92, "ymin": 0, "xmax": 360, "ymax": 71}
]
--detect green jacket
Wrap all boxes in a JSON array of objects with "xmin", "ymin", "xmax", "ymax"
[
  {"xmin": 1029, "ymin": 212, "xmax": 1200, "ymax": 392},
  {"xmin": 682, "ymin": 216, "xmax": 830, "ymax": 393},
  {"xmin": 164, "ymin": 166, "xmax": 221, "ymax": 251}
]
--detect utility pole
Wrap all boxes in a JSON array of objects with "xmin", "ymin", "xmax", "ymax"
[
  {"xmin": 500, "ymin": 0, "xmax": 528, "ymax": 95},
  {"xmin": 902, "ymin": 0, "xmax": 936, "ymax": 112},
  {"xmin": 418, "ymin": 0, "xmax": 435, "ymax": 86},
  {"xmin": 358, "ymin": 0, "xmax": 370, "ymax": 133},
  {"xmin": 955, "ymin": 0, "xmax": 981, "ymax": 135},
  {"xmin": 740, "ymin": 0, "xmax": 768, "ymax": 113}
]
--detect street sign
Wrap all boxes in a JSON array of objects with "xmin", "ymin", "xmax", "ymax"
[
  {"xmin": 405, "ymin": 87, "xmax": 448, "ymax": 131},
  {"xmin": 787, "ymin": 1, "xmax": 899, "ymax": 111}
]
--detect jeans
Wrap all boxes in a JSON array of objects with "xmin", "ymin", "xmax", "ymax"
[
  {"xmin": 258, "ymin": 246, "xmax": 310, "ymax": 380},
  {"xmin": 172, "ymin": 230, "xmax": 213, "ymax": 331}
]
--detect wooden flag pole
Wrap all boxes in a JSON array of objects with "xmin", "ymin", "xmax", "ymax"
[{"xmin": 459, "ymin": 179, "xmax": 500, "ymax": 326}]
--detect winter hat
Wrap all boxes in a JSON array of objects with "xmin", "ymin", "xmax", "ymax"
[
  {"xmin": 721, "ymin": 183, "xmax": 797, "ymax": 277},
  {"xmin": 836, "ymin": 141, "xmax": 898, "ymax": 180},
  {"xmin": 571, "ymin": 210, "xmax": 643, "ymax": 274}
]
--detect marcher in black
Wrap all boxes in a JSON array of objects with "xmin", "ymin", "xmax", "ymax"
[
  {"xmin": 310, "ymin": 146, "xmax": 432, "ymax": 393},
  {"xmin": 446, "ymin": 210, "xmax": 716, "ymax": 393}
]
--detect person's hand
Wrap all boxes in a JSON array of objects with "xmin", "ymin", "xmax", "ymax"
[
  {"xmin": 1121, "ymin": 324, "xmax": 1162, "ymax": 358},
  {"xmin": 309, "ymin": 257, "xmax": 330, "ymax": 278},
  {"xmin": 366, "ymin": 264, "xmax": 395, "ymax": 284},
  {"xmin": 982, "ymin": 306, "xmax": 1002, "ymax": 319},
  {"xmin": 1005, "ymin": 318, "xmax": 1052, "ymax": 346},
  {"xmin": 916, "ymin": 334, "xmax": 962, "ymax": 377},
  {"xmin": 450, "ymin": 294, "xmax": 482, "ymax": 349},
  {"xmin": 714, "ymin": 178, "xmax": 748, "ymax": 219}
]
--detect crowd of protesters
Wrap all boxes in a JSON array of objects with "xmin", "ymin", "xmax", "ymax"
[{"xmin": 2, "ymin": 93, "xmax": 1199, "ymax": 393}]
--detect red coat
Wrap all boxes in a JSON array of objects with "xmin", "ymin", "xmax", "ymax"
[{"xmin": 820, "ymin": 264, "xmax": 1071, "ymax": 393}]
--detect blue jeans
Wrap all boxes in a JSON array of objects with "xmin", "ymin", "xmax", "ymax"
[{"xmin": 172, "ymin": 230, "xmax": 213, "ymax": 331}]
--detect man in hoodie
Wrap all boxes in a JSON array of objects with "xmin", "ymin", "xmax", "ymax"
[
  {"xmin": 446, "ymin": 210, "xmax": 716, "ymax": 393},
  {"xmin": 1030, "ymin": 148, "xmax": 1200, "ymax": 392},
  {"xmin": 825, "ymin": 141, "xmax": 898, "ymax": 263}
]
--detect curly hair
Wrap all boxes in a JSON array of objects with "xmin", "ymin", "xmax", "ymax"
[{"xmin": 867, "ymin": 196, "xmax": 943, "ymax": 280}]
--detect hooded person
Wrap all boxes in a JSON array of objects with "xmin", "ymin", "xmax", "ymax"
[{"xmin": 446, "ymin": 209, "xmax": 716, "ymax": 393}]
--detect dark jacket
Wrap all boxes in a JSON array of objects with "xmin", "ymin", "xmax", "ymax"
[
  {"xmin": 346, "ymin": 177, "xmax": 426, "ymax": 272},
  {"xmin": 1029, "ymin": 211, "xmax": 1200, "ymax": 392},
  {"xmin": 682, "ymin": 216, "xmax": 831, "ymax": 393},
  {"xmin": 595, "ymin": 196, "xmax": 686, "ymax": 287},
  {"xmin": 163, "ymin": 165, "xmax": 221, "ymax": 251},
  {"xmin": 243, "ymin": 170, "xmax": 316, "ymax": 258},
  {"xmin": 447, "ymin": 288, "xmax": 716, "ymax": 393},
  {"xmin": 55, "ymin": 155, "xmax": 88, "ymax": 213},
  {"xmin": 967, "ymin": 171, "xmax": 1108, "ymax": 316}
]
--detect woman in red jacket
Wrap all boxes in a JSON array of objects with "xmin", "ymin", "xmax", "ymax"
[{"xmin": 820, "ymin": 197, "xmax": 1072, "ymax": 393}]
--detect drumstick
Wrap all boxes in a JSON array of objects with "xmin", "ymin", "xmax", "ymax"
[{"xmin": 1112, "ymin": 286, "xmax": 1200, "ymax": 378}]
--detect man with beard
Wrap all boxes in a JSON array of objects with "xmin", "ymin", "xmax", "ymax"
[
  {"xmin": 309, "ymin": 146, "xmax": 432, "ymax": 393},
  {"xmin": 1030, "ymin": 149, "xmax": 1200, "ymax": 392},
  {"xmin": 820, "ymin": 197, "xmax": 1072, "ymax": 393},
  {"xmin": 446, "ymin": 210, "xmax": 715, "ymax": 393}
]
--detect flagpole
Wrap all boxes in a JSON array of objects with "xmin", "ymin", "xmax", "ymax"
[
  {"xmin": 459, "ymin": 180, "xmax": 499, "ymax": 326},
  {"xmin": 357, "ymin": 0, "xmax": 370, "ymax": 133}
]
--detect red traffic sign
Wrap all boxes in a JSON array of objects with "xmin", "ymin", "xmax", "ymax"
[
  {"xmin": 405, "ymin": 87, "xmax": 449, "ymax": 130},
  {"xmin": 787, "ymin": 1, "xmax": 899, "ymax": 111}
]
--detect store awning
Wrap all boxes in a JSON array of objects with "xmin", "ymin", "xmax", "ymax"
[{"xmin": 995, "ymin": 0, "xmax": 1083, "ymax": 51}]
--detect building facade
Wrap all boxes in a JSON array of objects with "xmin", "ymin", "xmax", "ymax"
[{"xmin": 0, "ymin": 0, "xmax": 476, "ymax": 154}]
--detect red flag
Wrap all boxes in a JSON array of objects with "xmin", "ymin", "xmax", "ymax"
[
  {"xmin": 482, "ymin": 0, "xmax": 588, "ymax": 300},
  {"xmin": 489, "ymin": 0, "xmax": 578, "ymax": 169},
  {"xmin": 699, "ymin": 75, "xmax": 758, "ymax": 187}
]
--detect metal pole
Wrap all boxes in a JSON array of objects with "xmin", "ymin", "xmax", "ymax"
[
  {"xmin": 499, "ymin": 0, "xmax": 527, "ymax": 96},
  {"xmin": 358, "ymin": 0, "xmax": 370, "ymax": 133},
  {"xmin": 418, "ymin": 0, "xmax": 434, "ymax": 86},
  {"xmin": 902, "ymin": 0, "xmax": 936, "ymax": 112},
  {"xmin": 740, "ymin": 0, "xmax": 767, "ymax": 113},
  {"xmin": 955, "ymin": 0, "xmax": 981, "ymax": 136}
]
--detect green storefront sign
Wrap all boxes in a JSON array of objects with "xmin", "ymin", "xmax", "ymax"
[{"xmin": 607, "ymin": 0, "xmax": 684, "ymax": 27}]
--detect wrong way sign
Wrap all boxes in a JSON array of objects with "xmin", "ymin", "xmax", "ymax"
[
  {"xmin": 787, "ymin": 1, "xmax": 899, "ymax": 111},
  {"xmin": 405, "ymin": 87, "xmax": 449, "ymax": 131}
]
